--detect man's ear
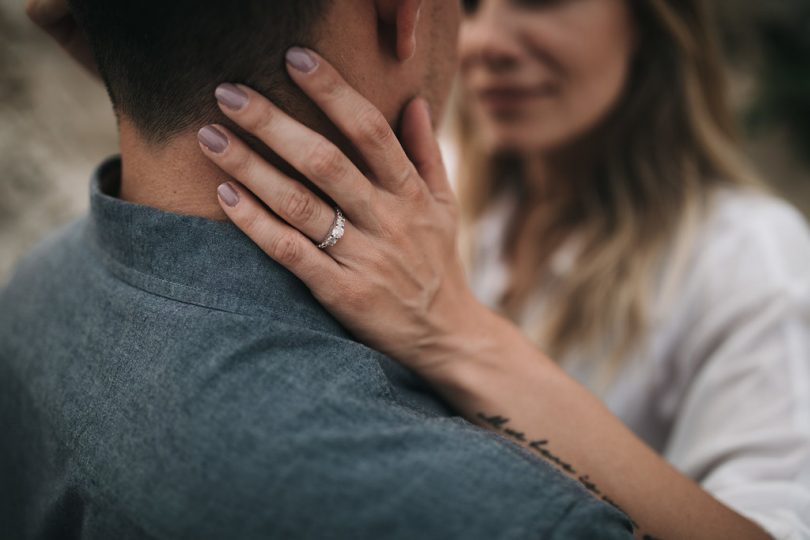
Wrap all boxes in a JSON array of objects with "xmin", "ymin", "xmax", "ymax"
[{"xmin": 375, "ymin": 0, "xmax": 423, "ymax": 61}]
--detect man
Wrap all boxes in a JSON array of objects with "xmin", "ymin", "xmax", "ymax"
[{"xmin": 0, "ymin": 1, "xmax": 634, "ymax": 538}]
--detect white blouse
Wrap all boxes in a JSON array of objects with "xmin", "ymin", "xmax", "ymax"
[{"xmin": 468, "ymin": 188, "xmax": 810, "ymax": 539}]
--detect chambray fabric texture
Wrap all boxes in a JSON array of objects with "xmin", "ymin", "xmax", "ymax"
[{"xmin": 0, "ymin": 158, "xmax": 634, "ymax": 540}]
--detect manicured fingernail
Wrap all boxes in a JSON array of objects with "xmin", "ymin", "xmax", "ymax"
[
  {"xmin": 198, "ymin": 125, "xmax": 229, "ymax": 153},
  {"xmin": 218, "ymin": 182, "xmax": 240, "ymax": 207},
  {"xmin": 286, "ymin": 47, "xmax": 318, "ymax": 74},
  {"xmin": 215, "ymin": 83, "xmax": 249, "ymax": 111}
]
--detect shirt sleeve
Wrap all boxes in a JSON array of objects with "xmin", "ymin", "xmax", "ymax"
[
  {"xmin": 663, "ymin": 197, "xmax": 810, "ymax": 540},
  {"xmin": 87, "ymin": 331, "xmax": 634, "ymax": 540}
]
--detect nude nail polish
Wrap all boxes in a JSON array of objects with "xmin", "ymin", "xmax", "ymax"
[
  {"xmin": 217, "ymin": 182, "xmax": 240, "ymax": 207},
  {"xmin": 286, "ymin": 47, "xmax": 318, "ymax": 74},
  {"xmin": 198, "ymin": 126, "xmax": 229, "ymax": 153},
  {"xmin": 215, "ymin": 83, "xmax": 249, "ymax": 111}
]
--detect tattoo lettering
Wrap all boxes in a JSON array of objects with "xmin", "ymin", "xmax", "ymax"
[
  {"xmin": 477, "ymin": 412, "xmax": 645, "ymax": 535},
  {"xmin": 478, "ymin": 414, "xmax": 510, "ymax": 429},
  {"xmin": 578, "ymin": 475, "xmax": 601, "ymax": 495},
  {"xmin": 504, "ymin": 427, "xmax": 527, "ymax": 442}
]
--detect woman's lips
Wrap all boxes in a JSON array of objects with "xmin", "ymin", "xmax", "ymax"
[{"xmin": 477, "ymin": 85, "xmax": 557, "ymax": 112}]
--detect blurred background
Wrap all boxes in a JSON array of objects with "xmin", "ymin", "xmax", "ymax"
[{"xmin": 0, "ymin": 0, "xmax": 808, "ymax": 283}]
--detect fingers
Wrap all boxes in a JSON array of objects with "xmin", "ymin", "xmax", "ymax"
[
  {"xmin": 198, "ymin": 124, "xmax": 355, "ymax": 257},
  {"xmin": 284, "ymin": 47, "xmax": 418, "ymax": 194},
  {"xmin": 215, "ymin": 181, "xmax": 342, "ymax": 287},
  {"xmin": 400, "ymin": 98, "xmax": 454, "ymax": 202},
  {"xmin": 212, "ymin": 83, "xmax": 377, "ymax": 229}
]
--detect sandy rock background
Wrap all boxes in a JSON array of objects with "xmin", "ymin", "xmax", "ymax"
[
  {"xmin": 1, "ymin": 0, "xmax": 808, "ymax": 284},
  {"xmin": 0, "ymin": 0, "xmax": 116, "ymax": 283}
]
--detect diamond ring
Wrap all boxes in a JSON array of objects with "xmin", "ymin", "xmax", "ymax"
[{"xmin": 317, "ymin": 207, "xmax": 346, "ymax": 250}]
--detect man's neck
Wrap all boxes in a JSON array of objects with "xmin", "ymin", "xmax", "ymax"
[{"xmin": 119, "ymin": 121, "xmax": 231, "ymax": 221}]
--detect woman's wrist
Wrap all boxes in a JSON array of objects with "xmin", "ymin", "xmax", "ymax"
[{"xmin": 414, "ymin": 297, "xmax": 547, "ymax": 396}]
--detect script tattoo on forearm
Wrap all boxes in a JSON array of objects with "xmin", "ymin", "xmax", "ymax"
[{"xmin": 476, "ymin": 412, "xmax": 661, "ymax": 539}]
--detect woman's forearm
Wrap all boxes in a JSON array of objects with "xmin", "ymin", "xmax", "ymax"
[
  {"xmin": 197, "ymin": 47, "xmax": 771, "ymax": 539},
  {"xmin": 419, "ymin": 305, "xmax": 770, "ymax": 540}
]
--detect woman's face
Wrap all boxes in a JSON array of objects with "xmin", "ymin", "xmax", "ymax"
[{"xmin": 459, "ymin": 0, "xmax": 636, "ymax": 155}]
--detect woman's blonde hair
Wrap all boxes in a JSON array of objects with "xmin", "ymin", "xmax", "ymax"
[{"xmin": 457, "ymin": 0, "xmax": 761, "ymax": 375}]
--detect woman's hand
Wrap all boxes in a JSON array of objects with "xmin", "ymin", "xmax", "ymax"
[
  {"xmin": 25, "ymin": 0, "xmax": 99, "ymax": 76},
  {"xmin": 198, "ymin": 49, "xmax": 773, "ymax": 540},
  {"xmin": 198, "ymin": 48, "xmax": 485, "ymax": 375}
]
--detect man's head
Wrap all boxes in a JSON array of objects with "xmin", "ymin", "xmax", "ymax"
[{"xmin": 68, "ymin": 0, "xmax": 460, "ymax": 146}]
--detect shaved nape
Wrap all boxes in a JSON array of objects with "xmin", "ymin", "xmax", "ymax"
[{"xmin": 68, "ymin": 0, "xmax": 329, "ymax": 144}]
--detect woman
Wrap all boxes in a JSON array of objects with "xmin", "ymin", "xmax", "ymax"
[
  {"xmin": 199, "ymin": 1, "xmax": 810, "ymax": 538},
  {"xmin": 29, "ymin": 0, "xmax": 808, "ymax": 537}
]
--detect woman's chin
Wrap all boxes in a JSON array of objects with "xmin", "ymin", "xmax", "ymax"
[
  {"xmin": 480, "ymin": 128, "xmax": 528, "ymax": 154},
  {"xmin": 484, "ymin": 133, "xmax": 553, "ymax": 156},
  {"xmin": 483, "ymin": 125, "xmax": 579, "ymax": 158}
]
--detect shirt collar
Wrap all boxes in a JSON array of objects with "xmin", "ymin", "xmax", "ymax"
[{"xmin": 87, "ymin": 156, "xmax": 342, "ymax": 331}]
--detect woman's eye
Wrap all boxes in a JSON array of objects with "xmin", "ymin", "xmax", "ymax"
[
  {"xmin": 463, "ymin": 0, "xmax": 566, "ymax": 16},
  {"xmin": 513, "ymin": 0, "xmax": 566, "ymax": 8},
  {"xmin": 462, "ymin": 0, "xmax": 480, "ymax": 15}
]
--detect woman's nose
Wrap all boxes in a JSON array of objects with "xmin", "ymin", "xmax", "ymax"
[{"xmin": 460, "ymin": 7, "xmax": 524, "ymax": 71}]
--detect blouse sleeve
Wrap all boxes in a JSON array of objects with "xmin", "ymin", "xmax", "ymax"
[{"xmin": 662, "ymin": 196, "xmax": 810, "ymax": 540}]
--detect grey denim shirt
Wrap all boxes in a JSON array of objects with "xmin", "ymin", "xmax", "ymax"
[{"xmin": 0, "ymin": 158, "xmax": 634, "ymax": 540}]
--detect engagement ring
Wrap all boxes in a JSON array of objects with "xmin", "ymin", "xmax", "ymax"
[{"xmin": 317, "ymin": 207, "xmax": 346, "ymax": 250}]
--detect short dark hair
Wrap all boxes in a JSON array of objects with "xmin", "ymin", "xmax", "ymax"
[{"xmin": 69, "ymin": 0, "xmax": 328, "ymax": 143}]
